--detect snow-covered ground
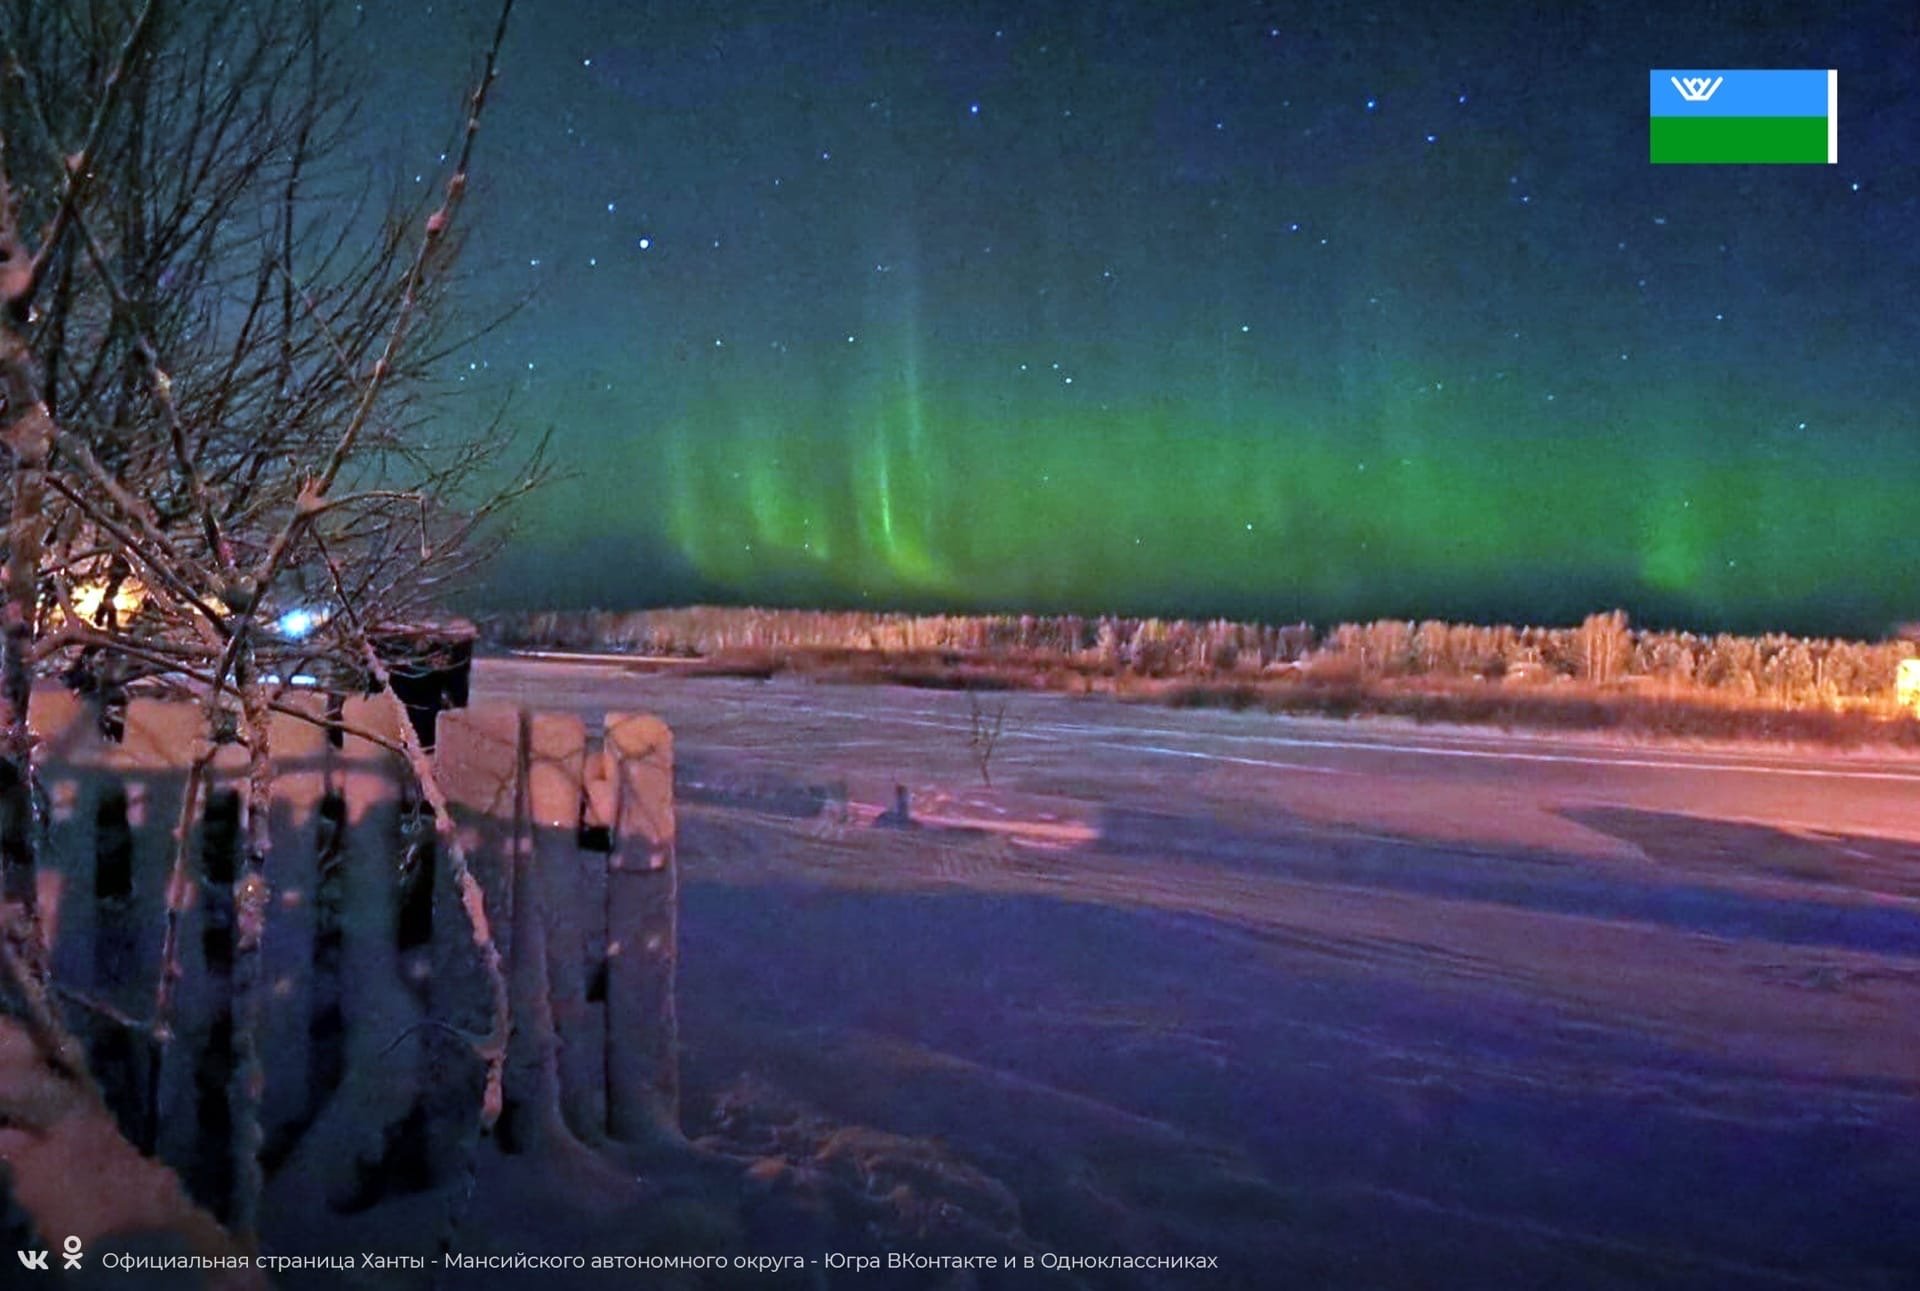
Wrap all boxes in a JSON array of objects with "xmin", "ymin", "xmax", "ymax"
[{"xmin": 469, "ymin": 659, "xmax": 1920, "ymax": 1288}]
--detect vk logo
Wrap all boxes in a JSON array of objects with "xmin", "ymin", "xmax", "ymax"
[
  {"xmin": 16, "ymin": 1249, "xmax": 49, "ymax": 1269},
  {"xmin": 1670, "ymin": 75, "xmax": 1724, "ymax": 102}
]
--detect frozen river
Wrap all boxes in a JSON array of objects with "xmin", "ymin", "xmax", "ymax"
[{"xmin": 478, "ymin": 657, "xmax": 1920, "ymax": 1288}]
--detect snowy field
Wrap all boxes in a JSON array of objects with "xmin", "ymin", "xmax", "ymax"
[{"xmin": 477, "ymin": 657, "xmax": 1920, "ymax": 1288}]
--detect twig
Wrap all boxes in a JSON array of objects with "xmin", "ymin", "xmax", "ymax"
[
  {"xmin": 320, "ymin": 533, "xmax": 508, "ymax": 1121},
  {"xmin": 211, "ymin": 0, "xmax": 515, "ymax": 713},
  {"xmin": 376, "ymin": 1017, "xmax": 492, "ymax": 1060},
  {"xmin": 59, "ymin": 625, "xmax": 409, "ymax": 752},
  {"xmin": 146, "ymin": 736, "xmax": 212, "ymax": 1146},
  {"xmin": 68, "ymin": 204, "xmax": 235, "ymax": 570},
  {"xmin": 229, "ymin": 654, "xmax": 274, "ymax": 1245},
  {"xmin": 17, "ymin": 0, "xmax": 161, "ymax": 312},
  {"xmin": 51, "ymin": 981, "xmax": 147, "ymax": 1033},
  {"xmin": 0, "ymin": 907, "xmax": 88, "ymax": 1084}
]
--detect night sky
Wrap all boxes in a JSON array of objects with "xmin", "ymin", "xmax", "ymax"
[{"xmin": 360, "ymin": 0, "xmax": 1920, "ymax": 635}]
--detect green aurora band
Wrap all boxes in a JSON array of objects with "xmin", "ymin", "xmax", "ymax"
[
  {"xmin": 442, "ymin": 0, "xmax": 1920, "ymax": 639},
  {"xmin": 630, "ymin": 318, "xmax": 1917, "ymax": 635}
]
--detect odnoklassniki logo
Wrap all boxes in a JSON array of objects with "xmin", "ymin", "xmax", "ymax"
[{"xmin": 15, "ymin": 1236, "xmax": 83, "ymax": 1270}]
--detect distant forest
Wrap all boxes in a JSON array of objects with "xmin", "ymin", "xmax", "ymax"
[{"xmin": 490, "ymin": 607, "xmax": 1920, "ymax": 714}]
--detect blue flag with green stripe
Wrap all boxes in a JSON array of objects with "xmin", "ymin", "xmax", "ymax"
[{"xmin": 1649, "ymin": 69, "xmax": 1837, "ymax": 164}]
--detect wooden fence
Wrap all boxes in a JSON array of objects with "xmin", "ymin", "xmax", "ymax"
[{"xmin": 24, "ymin": 689, "xmax": 676, "ymax": 1220}]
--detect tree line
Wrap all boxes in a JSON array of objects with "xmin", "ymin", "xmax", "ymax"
[{"xmin": 495, "ymin": 606, "xmax": 1920, "ymax": 711}]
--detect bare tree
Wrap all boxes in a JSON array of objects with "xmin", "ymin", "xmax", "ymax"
[
  {"xmin": 965, "ymin": 688, "xmax": 1009, "ymax": 788},
  {"xmin": 0, "ymin": 0, "xmax": 533, "ymax": 1253},
  {"xmin": 1577, "ymin": 609, "xmax": 1632, "ymax": 686}
]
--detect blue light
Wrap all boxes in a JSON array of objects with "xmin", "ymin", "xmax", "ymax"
[{"xmin": 277, "ymin": 608, "xmax": 319, "ymax": 639}]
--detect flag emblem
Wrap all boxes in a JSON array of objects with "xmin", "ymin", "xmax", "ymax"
[{"xmin": 1649, "ymin": 69, "xmax": 1836, "ymax": 164}]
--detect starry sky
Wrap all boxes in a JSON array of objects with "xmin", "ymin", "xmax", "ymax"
[{"xmin": 358, "ymin": 0, "xmax": 1920, "ymax": 636}]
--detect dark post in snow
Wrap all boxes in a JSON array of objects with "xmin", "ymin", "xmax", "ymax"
[{"xmin": 193, "ymin": 786, "xmax": 241, "ymax": 1220}]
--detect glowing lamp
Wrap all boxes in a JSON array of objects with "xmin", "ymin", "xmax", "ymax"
[{"xmin": 1897, "ymin": 658, "xmax": 1920, "ymax": 717}]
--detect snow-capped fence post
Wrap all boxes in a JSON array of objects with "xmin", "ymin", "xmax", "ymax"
[
  {"xmin": 433, "ymin": 703, "xmax": 531, "ymax": 1155},
  {"xmin": 603, "ymin": 712, "xmax": 679, "ymax": 1146},
  {"xmin": 525, "ymin": 710, "xmax": 598, "ymax": 1145},
  {"xmin": 256, "ymin": 697, "xmax": 329, "ymax": 1148}
]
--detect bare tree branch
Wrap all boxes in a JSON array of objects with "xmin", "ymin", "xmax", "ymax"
[{"xmin": 0, "ymin": 0, "xmax": 534, "ymax": 1252}]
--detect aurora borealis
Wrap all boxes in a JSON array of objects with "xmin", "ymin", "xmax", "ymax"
[{"xmin": 367, "ymin": 0, "xmax": 1920, "ymax": 635}]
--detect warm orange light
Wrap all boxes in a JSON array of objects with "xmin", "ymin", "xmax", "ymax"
[
  {"xmin": 65, "ymin": 577, "xmax": 149, "ymax": 625},
  {"xmin": 1898, "ymin": 658, "xmax": 1920, "ymax": 717}
]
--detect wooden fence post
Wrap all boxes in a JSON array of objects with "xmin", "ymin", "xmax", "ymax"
[
  {"xmin": 259, "ymin": 697, "xmax": 327, "ymax": 1147},
  {"xmin": 192, "ymin": 778, "xmax": 240, "ymax": 1220},
  {"xmin": 603, "ymin": 712, "xmax": 678, "ymax": 1145},
  {"xmin": 530, "ymin": 712, "xmax": 607, "ymax": 1142},
  {"xmin": 437, "ymin": 705, "xmax": 566, "ymax": 1155},
  {"xmin": 312, "ymin": 694, "xmax": 422, "ymax": 1212},
  {"xmin": 523, "ymin": 710, "xmax": 589, "ymax": 1147},
  {"xmin": 109, "ymin": 698, "xmax": 222, "ymax": 1161}
]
